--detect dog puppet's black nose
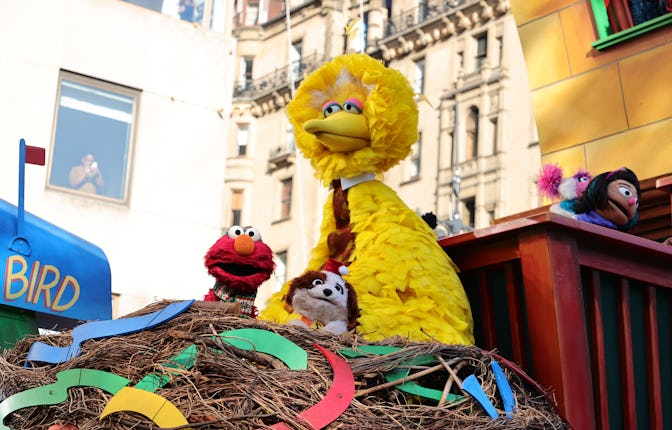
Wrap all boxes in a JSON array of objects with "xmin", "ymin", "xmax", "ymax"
[{"xmin": 323, "ymin": 289, "xmax": 333, "ymax": 297}]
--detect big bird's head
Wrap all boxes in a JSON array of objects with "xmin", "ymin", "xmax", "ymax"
[{"xmin": 286, "ymin": 53, "xmax": 419, "ymax": 185}]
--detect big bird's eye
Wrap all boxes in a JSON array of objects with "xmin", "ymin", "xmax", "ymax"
[
  {"xmin": 312, "ymin": 279, "xmax": 324, "ymax": 286},
  {"xmin": 244, "ymin": 227, "xmax": 262, "ymax": 242},
  {"xmin": 618, "ymin": 186, "xmax": 633, "ymax": 198},
  {"xmin": 343, "ymin": 98, "xmax": 363, "ymax": 114},
  {"xmin": 227, "ymin": 225, "xmax": 244, "ymax": 239},
  {"xmin": 322, "ymin": 102, "xmax": 342, "ymax": 117}
]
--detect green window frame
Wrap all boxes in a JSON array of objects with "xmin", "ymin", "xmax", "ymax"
[{"xmin": 590, "ymin": 0, "xmax": 672, "ymax": 50}]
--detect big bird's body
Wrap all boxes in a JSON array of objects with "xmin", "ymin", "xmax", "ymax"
[{"xmin": 259, "ymin": 54, "xmax": 474, "ymax": 345}]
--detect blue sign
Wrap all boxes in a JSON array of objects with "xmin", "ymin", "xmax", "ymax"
[{"xmin": 1, "ymin": 199, "xmax": 112, "ymax": 321}]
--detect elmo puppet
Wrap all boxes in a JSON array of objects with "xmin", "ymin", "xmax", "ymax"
[{"xmin": 203, "ymin": 225, "xmax": 275, "ymax": 318}]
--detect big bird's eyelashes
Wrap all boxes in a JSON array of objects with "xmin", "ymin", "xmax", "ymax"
[{"xmin": 321, "ymin": 98, "xmax": 363, "ymax": 117}]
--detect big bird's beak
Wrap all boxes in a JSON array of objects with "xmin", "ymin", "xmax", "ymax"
[{"xmin": 303, "ymin": 111, "xmax": 370, "ymax": 153}]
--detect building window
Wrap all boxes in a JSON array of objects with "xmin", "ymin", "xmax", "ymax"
[
  {"xmin": 231, "ymin": 189, "xmax": 243, "ymax": 226},
  {"xmin": 404, "ymin": 133, "xmax": 421, "ymax": 181},
  {"xmin": 47, "ymin": 72, "xmax": 137, "ymax": 202},
  {"xmin": 275, "ymin": 250, "xmax": 287, "ymax": 285},
  {"xmin": 239, "ymin": 57, "xmax": 253, "ymax": 89},
  {"xmin": 474, "ymin": 33, "xmax": 488, "ymax": 71},
  {"xmin": 496, "ymin": 35, "xmax": 503, "ymax": 66},
  {"xmin": 413, "ymin": 58, "xmax": 425, "ymax": 94},
  {"xmin": 591, "ymin": 0, "xmax": 672, "ymax": 50},
  {"xmin": 291, "ymin": 40, "xmax": 303, "ymax": 81},
  {"xmin": 236, "ymin": 123, "xmax": 249, "ymax": 156},
  {"xmin": 286, "ymin": 123, "xmax": 296, "ymax": 151},
  {"xmin": 463, "ymin": 197, "xmax": 476, "ymax": 227},
  {"xmin": 244, "ymin": 1, "xmax": 259, "ymax": 25},
  {"xmin": 177, "ymin": 0, "xmax": 205, "ymax": 24},
  {"xmin": 349, "ymin": 12, "xmax": 369, "ymax": 52},
  {"xmin": 465, "ymin": 106, "xmax": 479, "ymax": 160},
  {"xmin": 490, "ymin": 117, "xmax": 499, "ymax": 154},
  {"xmin": 280, "ymin": 177, "xmax": 293, "ymax": 219}
]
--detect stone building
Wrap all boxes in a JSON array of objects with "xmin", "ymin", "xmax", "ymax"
[{"xmin": 0, "ymin": 0, "xmax": 236, "ymax": 318}]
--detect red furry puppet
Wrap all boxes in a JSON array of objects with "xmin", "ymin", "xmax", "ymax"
[
  {"xmin": 203, "ymin": 225, "xmax": 275, "ymax": 318},
  {"xmin": 285, "ymin": 259, "xmax": 359, "ymax": 334}
]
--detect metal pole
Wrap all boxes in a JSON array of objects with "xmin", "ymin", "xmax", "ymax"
[
  {"xmin": 451, "ymin": 101, "xmax": 464, "ymax": 235},
  {"xmin": 284, "ymin": 0, "xmax": 308, "ymax": 267}
]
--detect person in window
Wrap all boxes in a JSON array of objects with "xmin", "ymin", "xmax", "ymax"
[
  {"xmin": 178, "ymin": 0, "xmax": 196, "ymax": 22},
  {"xmin": 69, "ymin": 153, "xmax": 103, "ymax": 194}
]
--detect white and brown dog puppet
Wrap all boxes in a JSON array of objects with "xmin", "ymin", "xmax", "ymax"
[{"xmin": 285, "ymin": 259, "xmax": 359, "ymax": 334}]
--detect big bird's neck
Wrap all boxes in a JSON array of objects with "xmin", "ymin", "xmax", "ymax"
[{"xmin": 340, "ymin": 172, "xmax": 375, "ymax": 191}]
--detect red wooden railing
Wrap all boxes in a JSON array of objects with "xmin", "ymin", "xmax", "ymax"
[{"xmin": 439, "ymin": 212, "xmax": 672, "ymax": 430}]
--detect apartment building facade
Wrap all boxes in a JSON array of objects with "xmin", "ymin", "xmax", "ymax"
[
  {"xmin": 229, "ymin": 0, "xmax": 541, "ymax": 308},
  {"xmin": 1, "ymin": 0, "xmax": 236, "ymax": 318}
]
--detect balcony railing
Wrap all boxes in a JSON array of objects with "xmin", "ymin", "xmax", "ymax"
[
  {"xmin": 384, "ymin": 0, "xmax": 467, "ymax": 39},
  {"xmin": 233, "ymin": 53, "xmax": 326, "ymax": 100},
  {"xmin": 439, "ymin": 212, "xmax": 672, "ymax": 429},
  {"xmin": 267, "ymin": 144, "xmax": 296, "ymax": 173}
]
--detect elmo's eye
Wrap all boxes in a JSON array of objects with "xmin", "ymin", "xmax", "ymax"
[
  {"xmin": 343, "ymin": 98, "xmax": 363, "ymax": 114},
  {"xmin": 312, "ymin": 279, "xmax": 324, "ymax": 286},
  {"xmin": 322, "ymin": 102, "xmax": 342, "ymax": 117},
  {"xmin": 618, "ymin": 186, "xmax": 633, "ymax": 197},
  {"xmin": 244, "ymin": 227, "xmax": 262, "ymax": 242},
  {"xmin": 227, "ymin": 225, "xmax": 244, "ymax": 239}
]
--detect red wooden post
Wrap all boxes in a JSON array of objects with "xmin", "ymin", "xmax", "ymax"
[
  {"xmin": 518, "ymin": 228, "xmax": 596, "ymax": 430},
  {"xmin": 504, "ymin": 263, "xmax": 527, "ymax": 369},
  {"xmin": 585, "ymin": 270, "xmax": 610, "ymax": 430},
  {"xmin": 644, "ymin": 286, "xmax": 663, "ymax": 429},
  {"xmin": 617, "ymin": 279, "xmax": 637, "ymax": 428},
  {"xmin": 477, "ymin": 270, "xmax": 497, "ymax": 350}
]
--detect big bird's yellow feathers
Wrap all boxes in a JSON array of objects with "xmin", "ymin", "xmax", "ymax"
[{"xmin": 259, "ymin": 54, "xmax": 474, "ymax": 345}]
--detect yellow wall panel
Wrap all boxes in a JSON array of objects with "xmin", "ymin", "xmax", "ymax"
[
  {"xmin": 541, "ymin": 145, "xmax": 587, "ymax": 174},
  {"xmin": 620, "ymin": 44, "xmax": 672, "ymax": 128},
  {"xmin": 585, "ymin": 117, "xmax": 672, "ymax": 179},
  {"xmin": 510, "ymin": 0, "xmax": 582, "ymax": 26},
  {"xmin": 518, "ymin": 14, "xmax": 571, "ymax": 90},
  {"xmin": 533, "ymin": 65, "xmax": 628, "ymax": 154}
]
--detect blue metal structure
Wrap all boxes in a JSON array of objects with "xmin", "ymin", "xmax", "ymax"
[{"xmin": 1, "ymin": 140, "xmax": 112, "ymax": 330}]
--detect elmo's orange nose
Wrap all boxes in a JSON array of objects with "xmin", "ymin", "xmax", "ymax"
[{"xmin": 234, "ymin": 234, "xmax": 255, "ymax": 256}]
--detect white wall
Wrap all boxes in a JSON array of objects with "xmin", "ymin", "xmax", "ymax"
[{"xmin": 0, "ymin": 0, "xmax": 235, "ymax": 316}]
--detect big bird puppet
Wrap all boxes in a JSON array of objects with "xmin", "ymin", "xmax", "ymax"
[{"xmin": 259, "ymin": 54, "xmax": 474, "ymax": 345}]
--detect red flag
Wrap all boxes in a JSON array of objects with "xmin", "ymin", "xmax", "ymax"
[{"xmin": 26, "ymin": 145, "xmax": 46, "ymax": 165}]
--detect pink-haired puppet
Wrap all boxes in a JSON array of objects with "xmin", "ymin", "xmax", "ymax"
[{"xmin": 537, "ymin": 163, "xmax": 592, "ymax": 218}]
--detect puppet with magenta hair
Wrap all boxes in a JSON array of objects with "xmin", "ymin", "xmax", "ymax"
[{"xmin": 571, "ymin": 167, "xmax": 641, "ymax": 231}]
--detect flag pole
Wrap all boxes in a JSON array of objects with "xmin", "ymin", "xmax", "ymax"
[{"xmin": 11, "ymin": 139, "xmax": 45, "ymax": 255}]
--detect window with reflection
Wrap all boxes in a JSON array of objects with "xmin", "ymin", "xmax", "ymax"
[
  {"xmin": 275, "ymin": 250, "xmax": 287, "ymax": 285},
  {"xmin": 404, "ymin": 133, "xmax": 421, "ymax": 181},
  {"xmin": 475, "ymin": 33, "xmax": 488, "ymax": 71},
  {"xmin": 236, "ymin": 123, "xmax": 249, "ymax": 157},
  {"xmin": 465, "ymin": 106, "xmax": 479, "ymax": 160},
  {"xmin": 280, "ymin": 177, "xmax": 293, "ymax": 220},
  {"xmin": 591, "ymin": 0, "xmax": 671, "ymax": 49},
  {"xmin": 413, "ymin": 58, "xmax": 425, "ymax": 94},
  {"xmin": 48, "ymin": 72, "xmax": 137, "ymax": 202},
  {"xmin": 291, "ymin": 40, "xmax": 303, "ymax": 81},
  {"xmin": 122, "ymin": 0, "xmax": 227, "ymax": 32},
  {"xmin": 239, "ymin": 57, "xmax": 253, "ymax": 89},
  {"xmin": 231, "ymin": 189, "xmax": 243, "ymax": 226}
]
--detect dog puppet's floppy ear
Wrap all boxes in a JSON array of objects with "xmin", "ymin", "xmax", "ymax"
[
  {"xmin": 345, "ymin": 282, "xmax": 360, "ymax": 330},
  {"xmin": 284, "ymin": 270, "xmax": 321, "ymax": 313}
]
